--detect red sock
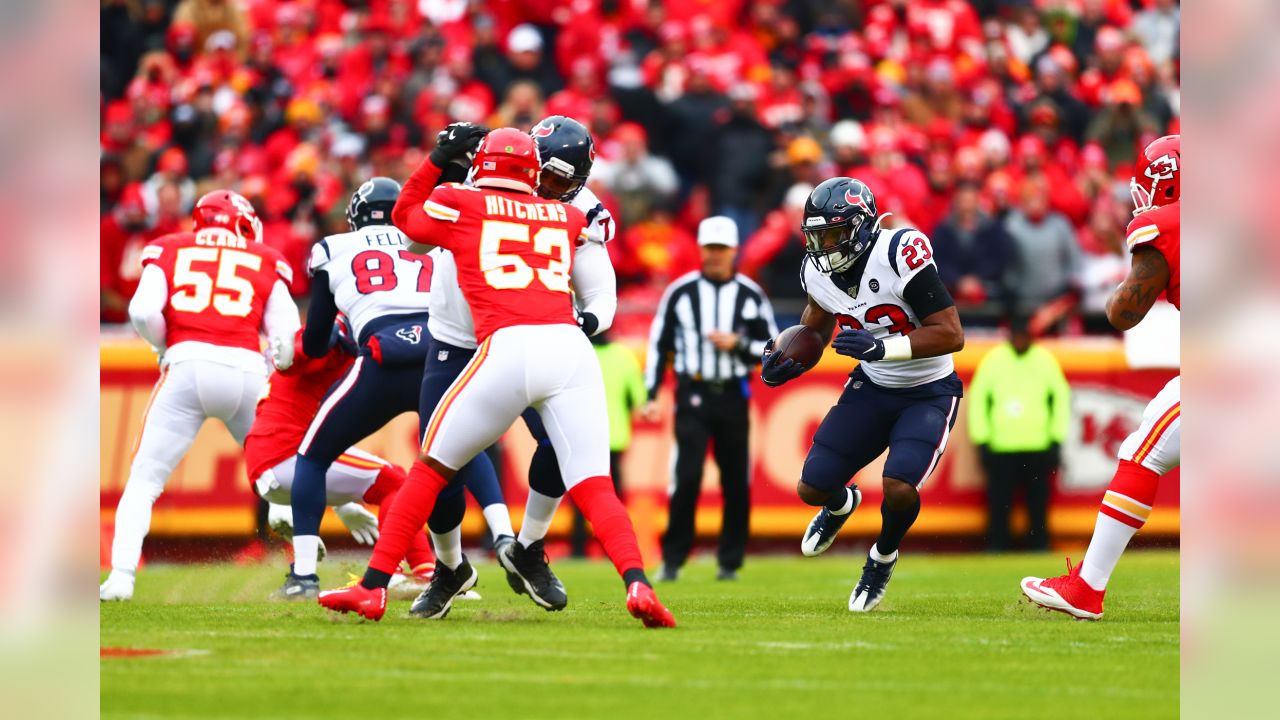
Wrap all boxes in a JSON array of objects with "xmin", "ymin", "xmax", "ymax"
[
  {"xmin": 367, "ymin": 460, "xmax": 447, "ymax": 575},
  {"xmin": 1098, "ymin": 459, "xmax": 1160, "ymax": 529},
  {"xmin": 370, "ymin": 485, "xmax": 435, "ymax": 571},
  {"xmin": 361, "ymin": 463, "xmax": 407, "ymax": 506},
  {"xmin": 568, "ymin": 476, "xmax": 644, "ymax": 578}
]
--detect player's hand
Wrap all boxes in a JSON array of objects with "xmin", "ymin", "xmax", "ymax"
[
  {"xmin": 334, "ymin": 503, "xmax": 379, "ymax": 545},
  {"xmin": 832, "ymin": 329, "xmax": 886, "ymax": 361},
  {"xmin": 430, "ymin": 122, "xmax": 490, "ymax": 168},
  {"xmin": 577, "ymin": 311, "xmax": 600, "ymax": 336},
  {"xmin": 760, "ymin": 338, "xmax": 807, "ymax": 387}
]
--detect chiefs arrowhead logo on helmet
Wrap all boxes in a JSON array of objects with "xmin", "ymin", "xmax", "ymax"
[
  {"xmin": 531, "ymin": 123, "xmax": 555, "ymax": 138},
  {"xmin": 844, "ymin": 188, "xmax": 870, "ymax": 215}
]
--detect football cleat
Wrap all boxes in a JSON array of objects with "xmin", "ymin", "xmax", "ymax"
[
  {"xmin": 387, "ymin": 562, "xmax": 436, "ymax": 600},
  {"xmin": 408, "ymin": 556, "xmax": 478, "ymax": 620},
  {"xmin": 848, "ymin": 552, "xmax": 897, "ymax": 612},
  {"xmin": 498, "ymin": 539, "xmax": 567, "ymax": 611},
  {"xmin": 99, "ymin": 570, "xmax": 135, "ymax": 602},
  {"xmin": 318, "ymin": 583, "xmax": 387, "ymax": 621},
  {"xmin": 626, "ymin": 582, "xmax": 677, "ymax": 629},
  {"xmin": 493, "ymin": 535, "xmax": 521, "ymax": 595},
  {"xmin": 1021, "ymin": 558, "xmax": 1105, "ymax": 620},
  {"xmin": 272, "ymin": 571, "xmax": 320, "ymax": 601},
  {"xmin": 801, "ymin": 486, "xmax": 862, "ymax": 557}
]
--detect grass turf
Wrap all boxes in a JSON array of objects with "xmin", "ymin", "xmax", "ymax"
[{"xmin": 101, "ymin": 551, "xmax": 1178, "ymax": 720}]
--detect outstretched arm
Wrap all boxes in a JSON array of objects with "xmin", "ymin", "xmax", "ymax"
[{"xmin": 1105, "ymin": 246, "xmax": 1169, "ymax": 331}]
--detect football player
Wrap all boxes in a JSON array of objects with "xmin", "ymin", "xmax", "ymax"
[
  {"xmin": 244, "ymin": 323, "xmax": 436, "ymax": 600},
  {"xmin": 1021, "ymin": 135, "xmax": 1180, "ymax": 620},
  {"xmin": 318, "ymin": 128, "xmax": 675, "ymax": 628},
  {"xmin": 101, "ymin": 190, "xmax": 300, "ymax": 601},
  {"xmin": 760, "ymin": 178, "xmax": 965, "ymax": 612},
  {"xmin": 419, "ymin": 116, "xmax": 617, "ymax": 615},
  {"xmin": 285, "ymin": 177, "xmax": 508, "ymax": 592}
]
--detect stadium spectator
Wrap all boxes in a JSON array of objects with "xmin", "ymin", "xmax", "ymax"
[
  {"xmin": 1002, "ymin": 178, "xmax": 1083, "ymax": 331},
  {"xmin": 1087, "ymin": 79, "xmax": 1161, "ymax": 169},
  {"xmin": 173, "ymin": 0, "xmax": 249, "ymax": 56},
  {"xmin": 931, "ymin": 182, "xmax": 1011, "ymax": 318},
  {"xmin": 740, "ymin": 183, "xmax": 811, "ymax": 314},
  {"xmin": 968, "ymin": 316, "xmax": 1070, "ymax": 552},
  {"xmin": 1132, "ymin": 0, "xmax": 1181, "ymax": 65},
  {"xmin": 594, "ymin": 122, "xmax": 679, "ymax": 229}
]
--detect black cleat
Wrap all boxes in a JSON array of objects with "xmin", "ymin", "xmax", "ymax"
[
  {"xmin": 493, "ymin": 535, "xmax": 523, "ymax": 595},
  {"xmin": 497, "ymin": 539, "xmax": 567, "ymax": 611},
  {"xmin": 272, "ymin": 571, "xmax": 319, "ymax": 601},
  {"xmin": 848, "ymin": 553, "xmax": 898, "ymax": 612},
  {"xmin": 801, "ymin": 486, "xmax": 862, "ymax": 557},
  {"xmin": 409, "ymin": 556, "xmax": 478, "ymax": 620}
]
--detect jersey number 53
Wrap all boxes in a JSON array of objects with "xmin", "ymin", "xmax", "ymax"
[{"xmin": 479, "ymin": 220, "xmax": 571, "ymax": 292}]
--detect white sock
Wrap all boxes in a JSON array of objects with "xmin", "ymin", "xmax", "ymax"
[
  {"xmin": 829, "ymin": 487, "xmax": 855, "ymax": 516},
  {"xmin": 293, "ymin": 535, "xmax": 321, "ymax": 576},
  {"xmin": 482, "ymin": 503, "xmax": 514, "ymax": 541},
  {"xmin": 519, "ymin": 490, "xmax": 561, "ymax": 548},
  {"xmin": 1079, "ymin": 514, "xmax": 1138, "ymax": 591},
  {"xmin": 110, "ymin": 470, "xmax": 166, "ymax": 574},
  {"xmin": 869, "ymin": 544, "xmax": 898, "ymax": 564},
  {"xmin": 432, "ymin": 526, "xmax": 463, "ymax": 569}
]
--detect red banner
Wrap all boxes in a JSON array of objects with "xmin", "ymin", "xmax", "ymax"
[{"xmin": 100, "ymin": 337, "xmax": 1178, "ymax": 542}]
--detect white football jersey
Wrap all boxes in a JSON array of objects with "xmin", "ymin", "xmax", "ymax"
[
  {"xmin": 428, "ymin": 186, "xmax": 615, "ymax": 350},
  {"xmin": 309, "ymin": 225, "xmax": 431, "ymax": 340},
  {"xmin": 802, "ymin": 226, "xmax": 955, "ymax": 388}
]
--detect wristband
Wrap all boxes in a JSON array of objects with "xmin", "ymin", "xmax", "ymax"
[{"xmin": 882, "ymin": 335, "xmax": 913, "ymax": 361}]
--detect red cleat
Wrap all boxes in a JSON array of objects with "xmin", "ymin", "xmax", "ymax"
[
  {"xmin": 318, "ymin": 584, "xmax": 387, "ymax": 621},
  {"xmin": 626, "ymin": 582, "xmax": 676, "ymax": 628},
  {"xmin": 1021, "ymin": 558, "xmax": 1105, "ymax": 620}
]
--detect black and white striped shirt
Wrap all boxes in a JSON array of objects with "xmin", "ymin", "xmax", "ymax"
[{"xmin": 645, "ymin": 271, "xmax": 779, "ymax": 398}]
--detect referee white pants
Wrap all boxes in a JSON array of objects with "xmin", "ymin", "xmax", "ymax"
[
  {"xmin": 421, "ymin": 324, "xmax": 609, "ymax": 488},
  {"xmin": 110, "ymin": 359, "xmax": 265, "ymax": 574},
  {"xmin": 1117, "ymin": 376, "xmax": 1180, "ymax": 475}
]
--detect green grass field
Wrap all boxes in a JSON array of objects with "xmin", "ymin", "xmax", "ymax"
[{"xmin": 101, "ymin": 551, "xmax": 1178, "ymax": 720}]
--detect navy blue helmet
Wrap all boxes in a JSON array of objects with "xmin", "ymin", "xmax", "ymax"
[
  {"xmin": 801, "ymin": 177, "xmax": 881, "ymax": 274},
  {"xmin": 347, "ymin": 176, "xmax": 402, "ymax": 231},
  {"xmin": 530, "ymin": 115, "xmax": 595, "ymax": 202}
]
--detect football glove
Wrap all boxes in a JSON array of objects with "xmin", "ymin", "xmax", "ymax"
[
  {"xmin": 430, "ymin": 122, "xmax": 490, "ymax": 168},
  {"xmin": 760, "ymin": 338, "xmax": 807, "ymax": 387},
  {"xmin": 832, "ymin": 329, "xmax": 885, "ymax": 361},
  {"xmin": 334, "ymin": 502, "xmax": 379, "ymax": 545},
  {"xmin": 577, "ymin": 311, "xmax": 600, "ymax": 336}
]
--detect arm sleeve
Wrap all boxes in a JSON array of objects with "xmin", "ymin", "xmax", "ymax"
[
  {"xmin": 1047, "ymin": 354, "xmax": 1072, "ymax": 444},
  {"xmin": 570, "ymin": 241, "xmax": 617, "ymax": 335},
  {"xmin": 966, "ymin": 356, "xmax": 994, "ymax": 446},
  {"xmin": 302, "ymin": 269, "xmax": 339, "ymax": 358},
  {"xmin": 643, "ymin": 282, "xmax": 681, "ymax": 400},
  {"xmin": 262, "ymin": 279, "xmax": 301, "ymax": 370},
  {"xmin": 901, "ymin": 264, "xmax": 956, "ymax": 319},
  {"xmin": 391, "ymin": 158, "xmax": 453, "ymax": 249},
  {"xmin": 128, "ymin": 264, "xmax": 170, "ymax": 354}
]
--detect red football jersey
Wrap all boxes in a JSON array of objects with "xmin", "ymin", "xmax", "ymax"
[
  {"xmin": 1125, "ymin": 202, "xmax": 1180, "ymax": 310},
  {"xmin": 407, "ymin": 181, "xmax": 588, "ymax": 342},
  {"xmin": 243, "ymin": 343, "xmax": 353, "ymax": 482},
  {"xmin": 140, "ymin": 230, "xmax": 294, "ymax": 351}
]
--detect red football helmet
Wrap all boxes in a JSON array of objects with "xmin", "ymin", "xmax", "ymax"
[
  {"xmin": 1130, "ymin": 134, "xmax": 1180, "ymax": 216},
  {"xmin": 192, "ymin": 189, "xmax": 263, "ymax": 242},
  {"xmin": 471, "ymin": 128, "xmax": 540, "ymax": 194}
]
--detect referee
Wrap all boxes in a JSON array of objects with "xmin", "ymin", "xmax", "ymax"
[{"xmin": 643, "ymin": 216, "xmax": 779, "ymax": 581}]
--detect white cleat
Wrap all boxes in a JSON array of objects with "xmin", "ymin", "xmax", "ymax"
[
  {"xmin": 847, "ymin": 553, "xmax": 897, "ymax": 613},
  {"xmin": 801, "ymin": 486, "xmax": 862, "ymax": 557},
  {"xmin": 100, "ymin": 570, "xmax": 135, "ymax": 602}
]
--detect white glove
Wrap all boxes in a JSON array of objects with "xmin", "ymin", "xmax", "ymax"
[{"xmin": 334, "ymin": 502, "xmax": 379, "ymax": 545}]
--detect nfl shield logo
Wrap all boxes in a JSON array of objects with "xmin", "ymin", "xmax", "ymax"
[{"xmin": 869, "ymin": 279, "xmax": 880, "ymax": 292}]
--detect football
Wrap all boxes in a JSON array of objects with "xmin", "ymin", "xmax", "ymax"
[{"xmin": 771, "ymin": 325, "xmax": 826, "ymax": 368}]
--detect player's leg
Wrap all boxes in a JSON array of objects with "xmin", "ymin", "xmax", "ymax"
[
  {"xmin": 1022, "ymin": 377, "xmax": 1179, "ymax": 619},
  {"xmin": 102, "ymin": 364, "xmax": 206, "ymax": 600},
  {"xmin": 324, "ymin": 335, "xmax": 526, "ymax": 620},
  {"xmin": 847, "ymin": 393, "xmax": 959, "ymax": 612},
  {"xmin": 797, "ymin": 382, "xmax": 894, "ymax": 557},
  {"xmin": 660, "ymin": 397, "xmax": 710, "ymax": 579},
  {"xmin": 709, "ymin": 398, "xmax": 750, "ymax": 579},
  {"xmin": 536, "ymin": 330, "xmax": 674, "ymax": 627},
  {"xmin": 494, "ymin": 408, "xmax": 570, "ymax": 608}
]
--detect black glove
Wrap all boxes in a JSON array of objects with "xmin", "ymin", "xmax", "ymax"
[
  {"xmin": 832, "ymin": 328, "xmax": 885, "ymax": 361},
  {"xmin": 760, "ymin": 338, "xmax": 807, "ymax": 387},
  {"xmin": 430, "ymin": 122, "xmax": 489, "ymax": 169},
  {"xmin": 577, "ymin": 311, "xmax": 600, "ymax": 336}
]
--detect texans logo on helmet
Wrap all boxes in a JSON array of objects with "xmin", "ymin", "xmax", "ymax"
[
  {"xmin": 531, "ymin": 123, "xmax": 555, "ymax": 138},
  {"xmin": 396, "ymin": 325, "xmax": 423, "ymax": 344},
  {"xmin": 844, "ymin": 188, "xmax": 870, "ymax": 214}
]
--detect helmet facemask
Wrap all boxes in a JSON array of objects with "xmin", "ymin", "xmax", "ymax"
[
  {"xmin": 804, "ymin": 215, "xmax": 870, "ymax": 274},
  {"xmin": 538, "ymin": 156, "xmax": 586, "ymax": 201}
]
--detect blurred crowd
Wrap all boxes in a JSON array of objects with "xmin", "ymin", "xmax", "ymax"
[{"xmin": 101, "ymin": 0, "xmax": 1179, "ymax": 331}]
